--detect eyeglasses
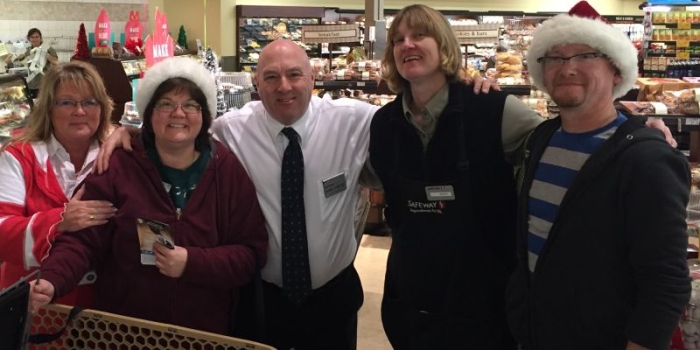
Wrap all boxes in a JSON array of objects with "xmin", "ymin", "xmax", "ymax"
[
  {"xmin": 154, "ymin": 101, "xmax": 202, "ymax": 114},
  {"xmin": 536, "ymin": 52, "xmax": 609, "ymax": 68},
  {"xmin": 54, "ymin": 99, "xmax": 100, "ymax": 111}
]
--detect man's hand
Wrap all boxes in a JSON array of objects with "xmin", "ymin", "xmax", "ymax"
[
  {"xmin": 154, "ymin": 243, "xmax": 188, "ymax": 278},
  {"xmin": 646, "ymin": 119, "xmax": 678, "ymax": 148},
  {"xmin": 56, "ymin": 186, "xmax": 116, "ymax": 232},
  {"xmin": 95, "ymin": 126, "xmax": 134, "ymax": 174},
  {"xmin": 28, "ymin": 279, "xmax": 55, "ymax": 314}
]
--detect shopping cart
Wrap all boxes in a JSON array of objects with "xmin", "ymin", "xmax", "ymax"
[{"xmin": 28, "ymin": 304, "xmax": 276, "ymax": 350}]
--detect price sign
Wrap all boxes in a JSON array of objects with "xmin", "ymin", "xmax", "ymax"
[
  {"xmin": 677, "ymin": 51, "xmax": 691, "ymax": 60},
  {"xmin": 679, "ymin": 21, "xmax": 692, "ymax": 30},
  {"xmin": 687, "ymin": 118, "xmax": 700, "ymax": 125},
  {"xmin": 678, "ymin": 39, "xmax": 690, "ymax": 48}
]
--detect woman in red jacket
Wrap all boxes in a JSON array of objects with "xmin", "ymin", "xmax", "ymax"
[{"xmin": 0, "ymin": 61, "xmax": 115, "ymax": 306}]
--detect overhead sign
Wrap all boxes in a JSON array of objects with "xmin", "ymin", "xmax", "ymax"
[
  {"xmin": 302, "ymin": 24, "xmax": 359, "ymax": 44},
  {"xmin": 453, "ymin": 24, "xmax": 500, "ymax": 44}
]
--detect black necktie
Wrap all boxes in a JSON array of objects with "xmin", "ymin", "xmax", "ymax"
[{"xmin": 281, "ymin": 127, "xmax": 312, "ymax": 304}]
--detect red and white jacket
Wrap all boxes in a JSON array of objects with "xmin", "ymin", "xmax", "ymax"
[{"xmin": 0, "ymin": 139, "xmax": 95, "ymax": 306}]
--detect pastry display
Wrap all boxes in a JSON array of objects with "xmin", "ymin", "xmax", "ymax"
[
  {"xmin": 238, "ymin": 17, "xmax": 320, "ymax": 69},
  {"xmin": 495, "ymin": 52, "xmax": 522, "ymax": 79}
]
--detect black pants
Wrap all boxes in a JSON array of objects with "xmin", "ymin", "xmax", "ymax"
[{"xmin": 261, "ymin": 265, "xmax": 364, "ymax": 350}]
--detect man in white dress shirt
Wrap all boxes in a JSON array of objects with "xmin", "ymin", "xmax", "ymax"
[{"xmin": 212, "ymin": 39, "xmax": 377, "ymax": 350}]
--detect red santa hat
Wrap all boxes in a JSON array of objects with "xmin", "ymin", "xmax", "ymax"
[{"xmin": 526, "ymin": 1, "xmax": 638, "ymax": 99}]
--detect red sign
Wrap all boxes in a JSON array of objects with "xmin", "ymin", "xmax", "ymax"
[
  {"xmin": 124, "ymin": 10, "xmax": 143, "ymax": 53},
  {"xmin": 94, "ymin": 8, "xmax": 111, "ymax": 47},
  {"xmin": 144, "ymin": 8, "xmax": 174, "ymax": 68}
]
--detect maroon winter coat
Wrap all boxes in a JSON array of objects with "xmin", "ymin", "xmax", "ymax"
[{"xmin": 40, "ymin": 140, "xmax": 268, "ymax": 335}]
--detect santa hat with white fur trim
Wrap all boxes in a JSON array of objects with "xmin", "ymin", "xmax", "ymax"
[
  {"xmin": 136, "ymin": 56, "xmax": 217, "ymax": 121},
  {"xmin": 526, "ymin": 1, "xmax": 638, "ymax": 99}
]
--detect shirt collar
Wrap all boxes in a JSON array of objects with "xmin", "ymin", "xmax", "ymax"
[
  {"xmin": 47, "ymin": 133, "xmax": 100, "ymax": 165},
  {"xmin": 47, "ymin": 133, "xmax": 66, "ymax": 158},
  {"xmin": 402, "ymin": 83, "xmax": 450, "ymax": 120},
  {"xmin": 264, "ymin": 100, "xmax": 313, "ymax": 144}
]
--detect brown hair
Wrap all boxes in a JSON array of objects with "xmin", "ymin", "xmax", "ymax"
[
  {"xmin": 381, "ymin": 4, "xmax": 464, "ymax": 94},
  {"xmin": 6, "ymin": 61, "xmax": 113, "ymax": 148},
  {"xmin": 141, "ymin": 78, "xmax": 212, "ymax": 152}
]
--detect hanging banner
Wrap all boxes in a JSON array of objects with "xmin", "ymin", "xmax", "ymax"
[
  {"xmin": 94, "ymin": 8, "xmax": 111, "ymax": 47},
  {"xmin": 453, "ymin": 24, "xmax": 500, "ymax": 44},
  {"xmin": 302, "ymin": 24, "xmax": 359, "ymax": 44},
  {"xmin": 144, "ymin": 7, "xmax": 174, "ymax": 68},
  {"xmin": 124, "ymin": 10, "xmax": 143, "ymax": 54}
]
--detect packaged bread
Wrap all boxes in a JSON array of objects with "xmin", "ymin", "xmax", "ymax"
[
  {"xmin": 678, "ymin": 88, "xmax": 700, "ymax": 104},
  {"xmin": 679, "ymin": 102, "xmax": 700, "ymax": 115},
  {"xmin": 331, "ymin": 68, "xmax": 357, "ymax": 80},
  {"xmin": 349, "ymin": 60, "xmax": 381, "ymax": 72}
]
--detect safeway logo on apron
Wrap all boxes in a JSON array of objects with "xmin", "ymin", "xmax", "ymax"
[{"xmin": 407, "ymin": 200, "xmax": 445, "ymax": 214}]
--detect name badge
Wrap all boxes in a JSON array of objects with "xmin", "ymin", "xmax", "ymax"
[
  {"xmin": 425, "ymin": 185, "xmax": 456, "ymax": 201},
  {"xmin": 322, "ymin": 172, "xmax": 347, "ymax": 198}
]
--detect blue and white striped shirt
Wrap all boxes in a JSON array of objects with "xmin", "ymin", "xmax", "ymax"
[{"xmin": 527, "ymin": 114, "xmax": 627, "ymax": 272}]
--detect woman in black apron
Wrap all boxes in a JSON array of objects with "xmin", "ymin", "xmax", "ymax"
[{"xmin": 369, "ymin": 4, "xmax": 532, "ymax": 349}]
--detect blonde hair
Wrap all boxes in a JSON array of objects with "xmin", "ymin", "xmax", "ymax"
[
  {"xmin": 381, "ymin": 4, "xmax": 464, "ymax": 94},
  {"xmin": 7, "ymin": 61, "xmax": 113, "ymax": 148}
]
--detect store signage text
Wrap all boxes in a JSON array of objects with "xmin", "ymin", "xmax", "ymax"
[
  {"xmin": 153, "ymin": 44, "xmax": 170, "ymax": 58},
  {"xmin": 305, "ymin": 30, "xmax": 357, "ymax": 39},
  {"xmin": 454, "ymin": 30, "xmax": 498, "ymax": 39}
]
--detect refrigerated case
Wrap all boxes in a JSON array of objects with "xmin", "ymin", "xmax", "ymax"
[
  {"xmin": 0, "ymin": 73, "xmax": 32, "ymax": 142},
  {"xmin": 236, "ymin": 5, "xmax": 325, "ymax": 72}
]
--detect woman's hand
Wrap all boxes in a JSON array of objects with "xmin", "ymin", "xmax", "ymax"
[
  {"xmin": 4, "ymin": 55, "xmax": 13, "ymax": 64},
  {"xmin": 645, "ymin": 118, "xmax": 678, "ymax": 148},
  {"xmin": 57, "ymin": 186, "xmax": 116, "ymax": 232},
  {"xmin": 96, "ymin": 126, "xmax": 135, "ymax": 174},
  {"xmin": 470, "ymin": 75, "xmax": 501, "ymax": 94},
  {"xmin": 154, "ymin": 243, "xmax": 188, "ymax": 278},
  {"xmin": 28, "ymin": 279, "xmax": 55, "ymax": 314}
]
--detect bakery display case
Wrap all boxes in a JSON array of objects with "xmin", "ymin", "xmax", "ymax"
[
  {"xmin": 236, "ymin": 5, "xmax": 325, "ymax": 72},
  {"xmin": 121, "ymin": 58, "xmax": 147, "ymax": 80},
  {"xmin": 0, "ymin": 73, "xmax": 32, "ymax": 142}
]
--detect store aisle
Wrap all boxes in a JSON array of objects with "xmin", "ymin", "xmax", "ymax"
[{"xmin": 355, "ymin": 234, "xmax": 392, "ymax": 350}]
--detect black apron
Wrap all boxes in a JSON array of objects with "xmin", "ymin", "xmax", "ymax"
[{"xmin": 381, "ymin": 114, "xmax": 516, "ymax": 350}]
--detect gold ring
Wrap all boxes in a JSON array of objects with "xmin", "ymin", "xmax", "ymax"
[{"xmin": 89, "ymin": 215, "xmax": 95, "ymax": 220}]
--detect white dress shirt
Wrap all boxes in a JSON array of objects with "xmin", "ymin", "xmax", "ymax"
[
  {"xmin": 46, "ymin": 134, "xmax": 100, "ymax": 198},
  {"xmin": 212, "ymin": 95, "xmax": 378, "ymax": 289}
]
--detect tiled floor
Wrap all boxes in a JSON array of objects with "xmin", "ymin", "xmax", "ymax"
[{"xmin": 355, "ymin": 234, "xmax": 393, "ymax": 350}]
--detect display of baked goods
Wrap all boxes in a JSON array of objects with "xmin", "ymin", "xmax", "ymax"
[
  {"xmin": 495, "ymin": 52, "xmax": 522, "ymax": 79},
  {"xmin": 238, "ymin": 17, "xmax": 320, "ymax": 66},
  {"xmin": 0, "ymin": 101, "xmax": 30, "ymax": 137}
]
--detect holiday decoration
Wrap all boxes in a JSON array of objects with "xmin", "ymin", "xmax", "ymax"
[
  {"xmin": 124, "ymin": 10, "xmax": 143, "ymax": 55},
  {"xmin": 72, "ymin": 23, "xmax": 91, "ymax": 61},
  {"xmin": 92, "ymin": 8, "xmax": 112, "ymax": 57},
  {"xmin": 202, "ymin": 47, "xmax": 227, "ymax": 116},
  {"xmin": 144, "ymin": 7, "xmax": 174, "ymax": 68},
  {"xmin": 177, "ymin": 25, "xmax": 188, "ymax": 49}
]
